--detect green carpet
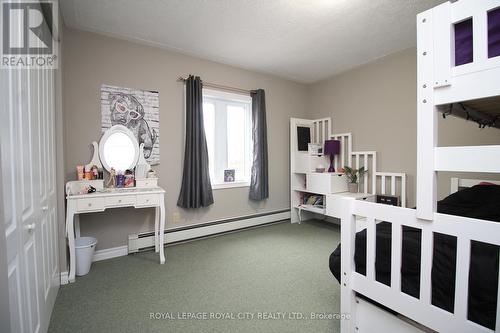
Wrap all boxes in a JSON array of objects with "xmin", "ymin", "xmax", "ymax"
[{"xmin": 49, "ymin": 220, "xmax": 341, "ymax": 333}]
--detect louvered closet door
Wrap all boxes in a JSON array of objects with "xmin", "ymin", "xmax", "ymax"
[{"xmin": 0, "ymin": 62, "xmax": 59, "ymax": 333}]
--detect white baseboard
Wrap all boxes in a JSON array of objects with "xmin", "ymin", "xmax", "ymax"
[
  {"xmin": 92, "ymin": 245, "xmax": 128, "ymax": 262},
  {"xmin": 60, "ymin": 211, "xmax": 289, "ymax": 283},
  {"xmin": 129, "ymin": 210, "xmax": 290, "ymax": 254}
]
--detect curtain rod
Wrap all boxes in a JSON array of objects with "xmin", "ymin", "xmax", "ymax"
[{"xmin": 177, "ymin": 76, "xmax": 251, "ymax": 95}]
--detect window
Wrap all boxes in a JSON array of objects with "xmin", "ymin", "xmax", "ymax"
[{"xmin": 203, "ymin": 89, "xmax": 252, "ymax": 189}]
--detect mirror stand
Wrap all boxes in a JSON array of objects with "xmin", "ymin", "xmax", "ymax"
[
  {"xmin": 135, "ymin": 143, "xmax": 151, "ymax": 180},
  {"xmin": 85, "ymin": 141, "xmax": 102, "ymax": 171}
]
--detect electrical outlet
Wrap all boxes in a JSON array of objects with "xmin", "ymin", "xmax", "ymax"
[{"xmin": 377, "ymin": 195, "xmax": 399, "ymax": 206}]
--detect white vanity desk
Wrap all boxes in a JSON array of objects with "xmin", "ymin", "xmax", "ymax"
[
  {"xmin": 65, "ymin": 124, "xmax": 166, "ymax": 283},
  {"xmin": 66, "ymin": 187, "xmax": 166, "ymax": 283}
]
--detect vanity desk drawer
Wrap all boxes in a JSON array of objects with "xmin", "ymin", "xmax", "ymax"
[
  {"xmin": 77, "ymin": 198, "xmax": 105, "ymax": 212},
  {"xmin": 136, "ymin": 194, "xmax": 158, "ymax": 207},
  {"xmin": 105, "ymin": 195, "xmax": 136, "ymax": 207}
]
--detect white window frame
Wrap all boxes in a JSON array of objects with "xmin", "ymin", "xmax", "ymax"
[{"xmin": 202, "ymin": 89, "xmax": 253, "ymax": 190}]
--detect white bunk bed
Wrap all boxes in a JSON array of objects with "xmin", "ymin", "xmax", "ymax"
[{"xmin": 339, "ymin": 1, "xmax": 500, "ymax": 332}]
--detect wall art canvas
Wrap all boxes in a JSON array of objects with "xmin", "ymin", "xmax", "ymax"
[{"xmin": 101, "ymin": 84, "xmax": 160, "ymax": 165}]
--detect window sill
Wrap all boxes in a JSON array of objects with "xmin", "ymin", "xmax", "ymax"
[{"xmin": 212, "ymin": 181, "xmax": 250, "ymax": 190}]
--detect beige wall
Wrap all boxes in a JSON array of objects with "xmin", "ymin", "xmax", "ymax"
[
  {"xmin": 62, "ymin": 28, "xmax": 309, "ymax": 261},
  {"xmin": 308, "ymin": 48, "xmax": 500, "ymax": 207},
  {"xmin": 61, "ymin": 29, "xmax": 500, "ymax": 272}
]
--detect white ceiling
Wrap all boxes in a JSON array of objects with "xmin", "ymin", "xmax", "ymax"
[{"xmin": 60, "ymin": 0, "xmax": 446, "ymax": 83}]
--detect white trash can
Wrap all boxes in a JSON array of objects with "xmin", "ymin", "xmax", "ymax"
[{"xmin": 75, "ymin": 237, "xmax": 97, "ymax": 276}]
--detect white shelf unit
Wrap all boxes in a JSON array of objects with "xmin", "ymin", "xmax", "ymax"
[
  {"xmin": 290, "ymin": 118, "xmax": 408, "ymax": 223},
  {"xmin": 290, "ymin": 118, "xmax": 332, "ymax": 223}
]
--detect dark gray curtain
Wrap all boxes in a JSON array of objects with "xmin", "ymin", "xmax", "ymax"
[
  {"xmin": 177, "ymin": 75, "xmax": 214, "ymax": 208},
  {"xmin": 249, "ymin": 89, "xmax": 269, "ymax": 200}
]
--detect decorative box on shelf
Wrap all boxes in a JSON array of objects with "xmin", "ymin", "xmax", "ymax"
[
  {"xmin": 136, "ymin": 177, "xmax": 158, "ymax": 188},
  {"xmin": 306, "ymin": 172, "xmax": 347, "ymax": 195}
]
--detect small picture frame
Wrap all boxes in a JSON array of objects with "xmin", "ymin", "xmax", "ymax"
[{"xmin": 224, "ymin": 169, "xmax": 235, "ymax": 182}]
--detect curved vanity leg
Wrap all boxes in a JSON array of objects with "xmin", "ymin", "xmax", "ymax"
[
  {"xmin": 154, "ymin": 206, "xmax": 159, "ymax": 253},
  {"xmin": 66, "ymin": 202, "xmax": 76, "ymax": 283},
  {"xmin": 159, "ymin": 195, "xmax": 166, "ymax": 264}
]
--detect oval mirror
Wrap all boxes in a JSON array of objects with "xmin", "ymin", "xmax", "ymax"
[{"xmin": 99, "ymin": 125, "xmax": 139, "ymax": 173}]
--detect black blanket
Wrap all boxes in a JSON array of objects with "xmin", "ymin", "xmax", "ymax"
[{"xmin": 329, "ymin": 185, "xmax": 500, "ymax": 330}]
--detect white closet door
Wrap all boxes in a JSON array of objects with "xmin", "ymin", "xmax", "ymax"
[
  {"xmin": 19, "ymin": 65, "xmax": 42, "ymax": 333},
  {"xmin": 1, "ymin": 67, "xmax": 26, "ymax": 333},
  {"xmin": 38, "ymin": 67, "xmax": 59, "ymax": 314},
  {"xmin": 0, "ymin": 55, "xmax": 59, "ymax": 333}
]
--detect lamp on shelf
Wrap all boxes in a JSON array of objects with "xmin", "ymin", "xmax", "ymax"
[{"xmin": 324, "ymin": 140, "xmax": 340, "ymax": 173}]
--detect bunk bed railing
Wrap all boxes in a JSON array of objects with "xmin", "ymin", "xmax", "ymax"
[
  {"xmin": 340, "ymin": 199, "xmax": 500, "ymax": 333},
  {"xmin": 435, "ymin": 145, "xmax": 500, "ymax": 173},
  {"xmin": 449, "ymin": 1, "xmax": 500, "ymax": 78},
  {"xmin": 427, "ymin": 0, "xmax": 500, "ymax": 102},
  {"xmin": 417, "ymin": 0, "xmax": 500, "ymax": 220}
]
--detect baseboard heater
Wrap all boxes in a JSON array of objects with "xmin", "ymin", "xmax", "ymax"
[{"xmin": 128, "ymin": 209, "xmax": 290, "ymax": 254}]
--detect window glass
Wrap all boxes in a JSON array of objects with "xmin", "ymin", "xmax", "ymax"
[
  {"xmin": 202, "ymin": 90, "xmax": 252, "ymax": 186},
  {"xmin": 227, "ymin": 105, "xmax": 247, "ymax": 181}
]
